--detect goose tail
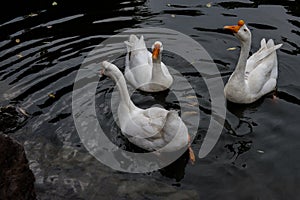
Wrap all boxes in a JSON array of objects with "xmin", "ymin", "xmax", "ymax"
[
  {"xmin": 124, "ymin": 34, "xmax": 147, "ymax": 52},
  {"xmin": 267, "ymin": 39, "xmax": 282, "ymax": 50}
]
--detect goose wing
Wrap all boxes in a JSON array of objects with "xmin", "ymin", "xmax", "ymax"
[
  {"xmin": 246, "ymin": 39, "xmax": 282, "ymax": 77},
  {"xmin": 120, "ymin": 107, "xmax": 169, "ymax": 139}
]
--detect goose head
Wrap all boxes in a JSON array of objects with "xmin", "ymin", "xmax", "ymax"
[
  {"xmin": 100, "ymin": 61, "xmax": 118, "ymax": 78},
  {"xmin": 224, "ymin": 20, "xmax": 251, "ymax": 43},
  {"xmin": 151, "ymin": 41, "xmax": 163, "ymax": 61}
]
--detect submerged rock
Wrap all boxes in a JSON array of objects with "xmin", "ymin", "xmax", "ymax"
[
  {"xmin": 0, "ymin": 134, "xmax": 36, "ymax": 200},
  {"xmin": 0, "ymin": 105, "xmax": 29, "ymax": 134}
]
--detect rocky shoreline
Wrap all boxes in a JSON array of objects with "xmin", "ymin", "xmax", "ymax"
[
  {"xmin": 0, "ymin": 134, "xmax": 37, "ymax": 199},
  {"xmin": 0, "ymin": 105, "xmax": 36, "ymax": 200}
]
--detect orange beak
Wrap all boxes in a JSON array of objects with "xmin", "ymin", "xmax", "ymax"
[
  {"xmin": 224, "ymin": 19, "xmax": 245, "ymax": 33},
  {"xmin": 152, "ymin": 47, "xmax": 160, "ymax": 60}
]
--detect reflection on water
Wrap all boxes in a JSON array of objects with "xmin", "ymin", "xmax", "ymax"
[{"xmin": 0, "ymin": 0, "xmax": 300, "ymax": 199}]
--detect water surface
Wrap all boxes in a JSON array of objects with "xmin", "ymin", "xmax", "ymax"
[{"xmin": 0, "ymin": 0, "xmax": 299, "ymax": 199}]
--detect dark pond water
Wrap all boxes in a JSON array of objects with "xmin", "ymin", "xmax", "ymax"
[{"xmin": 1, "ymin": 0, "xmax": 300, "ymax": 199}]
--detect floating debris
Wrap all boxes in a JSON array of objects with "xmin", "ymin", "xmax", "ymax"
[
  {"xmin": 185, "ymin": 95, "xmax": 197, "ymax": 99},
  {"xmin": 16, "ymin": 54, "xmax": 23, "ymax": 58},
  {"xmin": 52, "ymin": 1, "xmax": 58, "ymax": 6},
  {"xmin": 227, "ymin": 47, "xmax": 237, "ymax": 51},
  {"xmin": 257, "ymin": 150, "xmax": 265, "ymax": 154},
  {"xmin": 28, "ymin": 13, "xmax": 38, "ymax": 17},
  {"xmin": 167, "ymin": 3, "xmax": 171, "ymax": 7},
  {"xmin": 48, "ymin": 93, "xmax": 56, "ymax": 98},
  {"xmin": 15, "ymin": 39, "xmax": 20, "ymax": 43},
  {"xmin": 182, "ymin": 111, "xmax": 198, "ymax": 116},
  {"xmin": 47, "ymin": 25, "xmax": 52, "ymax": 29},
  {"xmin": 171, "ymin": 14, "xmax": 176, "ymax": 18},
  {"xmin": 17, "ymin": 107, "xmax": 29, "ymax": 117},
  {"xmin": 206, "ymin": 2, "xmax": 212, "ymax": 8}
]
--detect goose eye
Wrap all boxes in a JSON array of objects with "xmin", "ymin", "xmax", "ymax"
[{"xmin": 243, "ymin": 29, "xmax": 247, "ymax": 32}]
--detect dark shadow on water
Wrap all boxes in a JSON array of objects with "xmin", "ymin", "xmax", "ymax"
[
  {"xmin": 280, "ymin": 37, "xmax": 300, "ymax": 56},
  {"xmin": 163, "ymin": 9, "xmax": 204, "ymax": 17},
  {"xmin": 224, "ymin": 88, "xmax": 300, "ymax": 138},
  {"xmin": 224, "ymin": 94, "xmax": 266, "ymax": 137},
  {"xmin": 226, "ymin": 97, "xmax": 265, "ymax": 119},
  {"xmin": 276, "ymin": 90, "xmax": 300, "ymax": 106},
  {"xmin": 247, "ymin": 23, "xmax": 277, "ymax": 30},
  {"xmin": 159, "ymin": 150, "xmax": 189, "ymax": 182},
  {"xmin": 137, "ymin": 89, "xmax": 181, "ymax": 111},
  {"xmin": 218, "ymin": 0, "xmax": 300, "ymax": 17},
  {"xmin": 225, "ymin": 140, "xmax": 252, "ymax": 161}
]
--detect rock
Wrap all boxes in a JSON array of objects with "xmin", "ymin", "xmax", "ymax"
[
  {"xmin": 0, "ymin": 105, "xmax": 29, "ymax": 134},
  {"xmin": 0, "ymin": 134, "xmax": 36, "ymax": 200}
]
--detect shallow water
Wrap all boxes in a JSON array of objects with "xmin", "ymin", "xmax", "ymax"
[{"xmin": 1, "ymin": 0, "xmax": 300, "ymax": 199}]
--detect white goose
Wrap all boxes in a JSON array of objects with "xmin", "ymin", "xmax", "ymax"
[
  {"xmin": 100, "ymin": 61, "xmax": 195, "ymax": 163},
  {"xmin": 224, "ymin": 20, "xmax": 282, "ymax": 104},
  {"xmin": 124, "ymin": 34, "xmax": 173, "ymax": 92}
]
